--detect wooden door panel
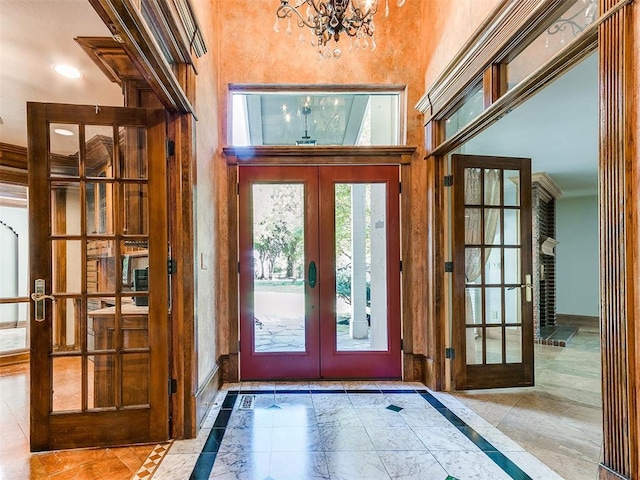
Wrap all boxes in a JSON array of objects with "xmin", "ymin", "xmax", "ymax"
[
  {"xmin": 238, "ymin": 166, "xmax": 320, "ymax": 379},
  {"xmin": 28, "ymin": 102, "xmax": 168, "ymax": 450},
  {"xmin": 451, "ymin": 154, "xmax": 533, "ymax": 390},
  {"xmin": 318, "ymin": 165, "xmax": 402, "ymax": 379}
]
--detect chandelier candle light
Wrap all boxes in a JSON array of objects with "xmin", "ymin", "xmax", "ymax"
[{"xmin": 275, "ymin": 0, "xmax": 405, "ymax": 59}]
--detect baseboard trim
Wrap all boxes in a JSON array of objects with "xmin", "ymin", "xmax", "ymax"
[
  {"xmin": 405, "ymin": 353, "xmax": 441, "ymax": 391},
  {"xmin": 556, "ymin": 313, "xmax": 599, "ymax": 327},
  {"xmin": 0, "ymin": 351, "xmax": 29, "ymax": 366},
  {"xmin": 598, "ymin": 463, "xmax": 630, "ymax": 480},
  {"xmin": 194, "ymin": 363, "xmax": 222, "ymax": 431}
]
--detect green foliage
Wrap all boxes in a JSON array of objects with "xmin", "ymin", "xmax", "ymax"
[
  {"xmin": 336, "ymin": 265, "xmax": 370, "ymax": 307},
  {"xmin": 253, "ymin": 184, "xmax": 303, "ymax": 280}
]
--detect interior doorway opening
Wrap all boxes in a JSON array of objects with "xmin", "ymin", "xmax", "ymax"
[{"xmin": 443, "ymin": 50, "xmax": 601, "ymax": 480}]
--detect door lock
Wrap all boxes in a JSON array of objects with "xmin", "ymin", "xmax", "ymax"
[
  {"xmin": 31, "ymin": 279, "xmax": 56, "ymax": 322},
  {"xmin": 523, "ymin": 274, "xmax": 532, "ymax": 303},
  {"xmin": 307, "ymin": 261, "xmax": 317, "ymax": 288}
]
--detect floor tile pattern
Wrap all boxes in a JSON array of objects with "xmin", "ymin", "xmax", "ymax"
[
  {"xmin": 0, "ymin": 322, "xmax": 600, "ymax": 480},
  {"xmin": 453, "ymin": 320, "xmax": 602, "ymax": 480},
  {"xmin": 152, "ymin": 383, "xmax": 564, "ymax": 480},
  {"xmin": 132, "ymin": 443, "xmax": 172, "ymax": 480}
]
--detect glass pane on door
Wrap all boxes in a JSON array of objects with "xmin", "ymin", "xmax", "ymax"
[
  {"xmin": 47, "ymin": 120, "xmax": 154, "ymax": 412},
  {"xmin": 335, "ymin": 183, "xmax": 388, "ymax": 351},
  {"xmin": 463, "ymin": 166, "xmax": 525, "ymax": 367},
  {"xmin": 251, "ymin": 183, "xmax": 305, "ymax": 353}
]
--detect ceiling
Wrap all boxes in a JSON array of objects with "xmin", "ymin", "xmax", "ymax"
[
  {"xmin": 464, "ymin": 52, "xmax": 598, "ymax": 198},
  {"xmin": 0, "ymin": 1, "xmax": 598, "ymax": 197},
  {"xmin": 0, "ymin": 1, "xmax": 122, "ymax": 149}
]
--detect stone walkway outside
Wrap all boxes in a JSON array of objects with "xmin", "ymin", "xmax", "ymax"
[{"xmin": 254, "ymin": 290, "xmax": 373, "ymax": 352}]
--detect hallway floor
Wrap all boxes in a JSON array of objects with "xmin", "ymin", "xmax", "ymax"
[
  {"xmin": 0, "ymin": 322, "xmax": 600, "ymax": 479},
  {"xmin": 152, "ymin": 382, "xmax": 565, "ymax": 480}
]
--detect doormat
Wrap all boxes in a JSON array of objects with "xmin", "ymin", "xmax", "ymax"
[{"xmin": 238, "ymin": 394, "xmax": 255, "ymax": 410}]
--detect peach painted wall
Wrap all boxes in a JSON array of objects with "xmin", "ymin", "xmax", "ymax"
[
  {"xmin": 216, "ymin": 1, "xmax": 425, "ymax": 147},
  {"xmin": 213, "ymin": 1, "xmax": 427, "ymax": 359},
  {"xmin": 422, "ymin": 0, "xmax": 503, "ymax": 89},
  {"xmin": 192, "ymin": 0, "xmax": 220, "ymax": 388},
  {"xmin": 193, "ymin": 0, "xmax": 512, "ymax": 369}
]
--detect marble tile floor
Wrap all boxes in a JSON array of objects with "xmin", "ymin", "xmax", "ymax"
[
  {"xmin": 452, "ymin": 322, "xmax": 602, "ymax": 480},
  {"xmin": 0, "ymin": 362, "xmax": 163, "ymax": 480},
  {"xmin": 0, "ymin": 322, "xmax": 601, "ymax": 480},
  {"xmin": 152, "ymin": 382, "xmax": 566, "ymax": 480}
]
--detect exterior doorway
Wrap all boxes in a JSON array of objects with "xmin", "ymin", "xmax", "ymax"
[{"xmin": 238, "ymin": 165, "xmax": 401, "ymax": 379}]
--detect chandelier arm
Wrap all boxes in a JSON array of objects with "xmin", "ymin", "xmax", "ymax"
[
  {"xmin": 274, "ymin": 0, "xmax": 391, "ymax": 55},
  {"xmin": 277, "ymin": 3, "xmax": 320, "ymax": 29}
]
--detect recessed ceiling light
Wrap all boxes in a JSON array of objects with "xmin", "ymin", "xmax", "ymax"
[
  {"xmin": 54, "ymin": 128, "xmax": 74, "ymax": 136},
  {"xmin": 54, "ymin": 64, "xmax": 82, "ymax": 79}
]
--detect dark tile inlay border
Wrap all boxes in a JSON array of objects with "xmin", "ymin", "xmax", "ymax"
[
  {"xmin": 188, "ymin": 387, "xmax": 534, "ymax": 480},
  {"xmin": 418, "ymin": 390, "xmax": 532, "ymax": 480},
  {"xmin": 189, "ymin": 391, "xmax": 237, "ymax": 480}
]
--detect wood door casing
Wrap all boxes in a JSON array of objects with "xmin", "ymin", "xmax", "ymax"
[
  {"xmin": 451, "ymin": 154, "xmax": 533, "ymax": 390},
  {"xmin": 28, "ymin": 102, "xmax": 168, "ymax": 450}
]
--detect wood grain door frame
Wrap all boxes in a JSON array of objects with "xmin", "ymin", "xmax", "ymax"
[
  {"xmin": 27, "ymin": 102, "xmax": 169, "ymax": 451},
  {"xmin": 451, "ymin": 154, "xmax": 533, "ymax": 390}
]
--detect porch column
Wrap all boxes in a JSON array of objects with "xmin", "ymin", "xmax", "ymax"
[
  {"xmin": 350, "ymin": 184, "xmax": 368, "ymax": 339},
  {"xmin": 369, "ymin": 183, "xmax": 387, "ymax": 349}
]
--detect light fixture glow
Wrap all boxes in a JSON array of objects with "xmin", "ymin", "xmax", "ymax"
[
  {"xmin": 54, "ymin": 128, "xmax": 74, "ymax": 136},
  {"xmin": 54, "ymin": 64, "xmax": 82, "ymax": 79}
]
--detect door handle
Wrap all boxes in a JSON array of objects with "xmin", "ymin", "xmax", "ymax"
[
  {"xmin": 307, "ymin": 261, "xmax": 317, "ymax": 288},
  {"xmin": 523, "ymin": 274, "xmax": 532, "ymax": 303},
  {"xmin": 31, "ymin": 279, "xmax": 56, "ymax": 322}
]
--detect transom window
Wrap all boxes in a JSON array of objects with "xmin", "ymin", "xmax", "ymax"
[{"xmin": 230, "ymin": 86, "xmax": 404, "ymax": 147}]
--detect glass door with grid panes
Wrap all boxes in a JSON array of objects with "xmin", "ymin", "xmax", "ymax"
[
  {"xmin": 28, "ymin": 103, "xmax": 169, "ymax": 450},
  {"xmin": 451, "ymin": 154, "xmax": 534, "ymax": 390}
]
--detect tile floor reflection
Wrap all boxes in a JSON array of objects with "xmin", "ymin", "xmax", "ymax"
[
  {"xmin": 152, "ymin": 383, "xmax": 564, "ymax": 480},
  {"xmin": 0, "ymin": 321, "xmax": 600, "ymax": 479},
  {"xmin": 0, "ymin": 362, "xmax": 164, "ymax": 480}
]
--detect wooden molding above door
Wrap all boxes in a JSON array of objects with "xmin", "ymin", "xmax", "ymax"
[{"xmin": 223, "ymin": 146, "xmax": 416, "ymax": 166}]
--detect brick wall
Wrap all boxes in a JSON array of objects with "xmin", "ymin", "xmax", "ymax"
[{"xmin": 532, "ymin": 184, "xmax": 557, "ymax": 337}]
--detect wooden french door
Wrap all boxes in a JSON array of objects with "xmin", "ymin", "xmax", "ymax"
[
  {"xmin": 28, "ymin": 103, "xmax": 169, "ymax": 450},
  {"xmin": 239, "ymin": 165, "xmax": 401, "ymax": 379},
  {"xmin": 451, "ymin": 154, "xmax": 534, "ymax": 390}
]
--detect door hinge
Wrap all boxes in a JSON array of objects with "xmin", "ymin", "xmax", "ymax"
[
  {"xmin": 167, "ymin": 140, "xmax": 175, "ymax": 157},
  {"xmin": 401, "ymin": 338, "xmax": 404, "ymax": 351},
  {"xmin": 168, "ymin": 258, "xmax": 177, "ymax": 275},
  {"xmin": 238, "ymin": 262, "xmax": 240, "ymax": 273},
  {"xmin": 399, "ymin": 260, "xmax": 403, "ymax": 272},
  {"xmin": 399, "ymin": 182, "xmax": 402, "ymax": 194},
  {"xmin": 238, "ymin": 340, "xmax": 241, "ymax": 352},
  {"xmin": 444, "ymin": 175, "xmax": 453, "ymax": 187},
  {"xmin": 445, "ymin": 347, "xmax": 455, "ymax": 359},
  {"xmin": 169, "ymin": 377, "xmax": 177, "ymax": 395},
  {"xmin": 237, "ymin": 183, "xmax": 240, "ymax": 195},
  {"xmin": 444, "ymin": 261, "xmax": 453, "ymax": 272}
]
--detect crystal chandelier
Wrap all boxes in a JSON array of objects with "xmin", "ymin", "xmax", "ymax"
[{"xmin": 275, "ymin": 0, "xmax": 405, "ymax": 59}]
